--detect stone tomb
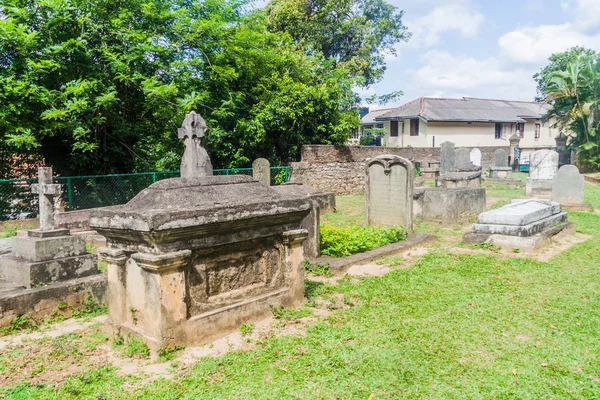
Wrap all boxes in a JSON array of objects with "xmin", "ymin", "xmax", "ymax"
[
  {"xmin": 91, "ymin": 112, "xmax": 311, "ymax": 350},
  {"xmin": 490, "ymin": 149, "xmax": 511, "ymax": 179},
  {"xmin": 465, "ymin": 198, "xmax": 571, "ymax": 251},
  {"xmin": 252, "ymin": 158, "xmax": 270, "ymax": 186},
  {"xmin": 0, "ymin": 168, "xmax": 98, "ymax": 289},
  {"xmin": 526, "ymin": 150, "xmax": 558, "ymax": 197},
  {"xmin": 552, "ymin": 165, "xmax": 593, "ymax": 211},
  {"xmin": 365, "ymin": 155, "xmax": 414, "ymax": 231}
]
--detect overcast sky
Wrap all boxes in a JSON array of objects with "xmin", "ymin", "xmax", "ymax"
[{"xmin": 354, "ymin": 0, "xmax": 600, "ymax": 107}]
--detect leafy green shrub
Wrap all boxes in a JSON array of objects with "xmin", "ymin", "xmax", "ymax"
[
  {"xmin": 320, "ymin": 224, "xmax": 406, "ymax": 257},
  {"xmin": 303, "ymin": 260, "xmax": 333, "ymax": 277}
]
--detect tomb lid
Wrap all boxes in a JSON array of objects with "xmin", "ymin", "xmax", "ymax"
[
  {"xmin": 477, "ymin": 198, "xmax": 561, "ymax": 226},
  {"xmin": 89, "ymin": 175, "xmax": 311, "ymax": 232}
]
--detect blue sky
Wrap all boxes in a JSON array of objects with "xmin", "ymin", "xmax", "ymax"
[{"xmin": 357, "ymin": 0, "xmax": 600, "ymax": 107}]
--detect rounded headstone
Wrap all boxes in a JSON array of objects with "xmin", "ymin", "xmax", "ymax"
[
  {"xmin": 470, "ymin": 148, "xmax": 482, "ymax": 167},
  {"xmin": 552, "ymin": 165, "xmax": 584, "ymax": 205},
  {"xmin": 252, "ymin": 158, "xmax": 271, "ymax": 186}
]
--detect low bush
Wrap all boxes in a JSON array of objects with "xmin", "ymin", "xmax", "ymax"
[{"xmin": 320, "ymin": 224, "xmax": 406, "ymax": 257}]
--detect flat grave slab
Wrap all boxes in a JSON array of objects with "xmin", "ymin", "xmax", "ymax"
[{"xmin": 476, "ymin": 198, "xmax": 561, "ymax": 226}]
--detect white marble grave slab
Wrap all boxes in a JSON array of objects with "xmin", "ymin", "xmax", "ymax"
[{"xmin": 477, "ymin": 198, "xmax": 561, "ymax": 226}]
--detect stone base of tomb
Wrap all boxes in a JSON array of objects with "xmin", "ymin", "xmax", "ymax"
[
  {"xmin": 526, "ymin": 178, "xmax": 553, "ymax": 198},
  {"xmin": 413, "ymin": 187, "xmax": 486, "ymax": 221},
  {"xmin": 483, "ymin": 177, "xmax": 525, "ymax": 186},
  {"xmin": 420, "ymin": 167, "xmax": 440, "ymax": 181},
  {"xmin": 464, "ymin": 221, "xmax": 573, "ymax": 252},
  {"xmin": 0, "ymin": 229, "xmax": 99, "ymax": 289},
  {"xmin": 438, "ymin": 171, "xmax": 481, "ymax": 189},
  {"xmin": 472, "ymin": 211, "xmax": 568, "ymax": 237},
  {"xmin": 490, "ymin": 167, "xmax": 512, "ymax": 179},
  {"xmin": 0, "ymin": 274, "xmax": 106, "ymax": 328}
]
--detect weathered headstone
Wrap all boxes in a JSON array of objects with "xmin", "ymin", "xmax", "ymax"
[
  {"xmin": 31, "ymin": 167, "xmax": 61, "ymax": 231},
  {"xmin": 470, "ymin": 148, "xmax": 482, "ymax": 167},
  {"xmin": 365, "ymin": 155, "xmax": 414, "ymax": 231},
  {"xmin": 529, "ymin": 150, "xmax": 558, "ymax": 180},
  {"xmin": 179, "ymin": 111, "xmax": 213, "ymax": 178},
  {"xmin": 455, "ymin": 147, "xmax": 470, "ymax": 168},
  {"xmin": 526, "ymin": 150, "xmax": 558, "ymax": 197},
  {"xmin": 490, "ymin": 149, "xmax": 511, "ymax": 179},
  {"xmin": 0, "ymin": 167, "xmax": 98, "ymax": 289},
  {"xmin": 439, "ymin": 142, "xmax": 455, "ymax": 175},
  {"xmin": 252, "ymin": 158, "xmax": 270, "ymax": 186},
  {"xmin": 552, "ymin": 165, "xmax": 590, "ymax": 209}
]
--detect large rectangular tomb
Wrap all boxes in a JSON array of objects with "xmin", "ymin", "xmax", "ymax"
[{"xmin": 466, "ymin": 198, "xmax": 571, "ymax": 251}]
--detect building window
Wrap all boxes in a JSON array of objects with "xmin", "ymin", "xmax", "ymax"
[
  {"xmin": 377, "ymin": 124, "xmax": 383, "ymax": 129},
  {"xmin": 535, "ymin": 123, "xmax": 540, "ymax": 138},
  {"xmin": 390, "ymin": 121, "xmax": 398, "ymax": 137},
  {"xmin": 410, "ymin": 119, "xmax": 419, "ymax": 136},
  {"xmin": 495, "ymin": 123, "xmax": 503, "ymax": 139},
  {"xmin": 516, "ymin": 122, "xmax": 525, "ymax": 138}
]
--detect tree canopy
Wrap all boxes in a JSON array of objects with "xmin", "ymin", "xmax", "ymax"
[
  {"xmin": 2, "ymin": 0, "xmax": 401, "ymax": 176},
  {"xmin": 536, "ymin": 47, "xmax": 600, "ymax": 169}
]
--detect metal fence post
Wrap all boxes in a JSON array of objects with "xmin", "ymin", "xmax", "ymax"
[
  {"xmin": 67, "ymin": 177, "xmax": 73, "ymax": 210},
  {"xmin": 152, "ymin": 172, "xmax": 158, "ymax": 183}
]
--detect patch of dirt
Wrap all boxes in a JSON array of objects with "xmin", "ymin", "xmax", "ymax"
[
  {"xmin": 346, "ymin": 263, "xmax": 390, "ymax": 277},
  {"xmin": 530, "ymin": 232, "xmax": 592, "ymax": 262}
]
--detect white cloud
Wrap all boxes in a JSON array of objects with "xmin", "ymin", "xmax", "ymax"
[
  {"xmin": 410, "ymin": 51, "xmax": 536, "ymax": 100},
  {"xmin": 498, "ymin": 23, "xmax": 600, "ymax": 65},
  {"xmin": 402, "ymin": 4, "xmax": 485, "ymax": 49},
  {"xmin": 571, "ymin": 0, "xmax": 600, "ymax": 30}
]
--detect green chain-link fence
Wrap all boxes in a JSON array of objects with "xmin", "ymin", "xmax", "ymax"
[{"xmin": 0, "ymin": 167, "xmax": 291, "ymax": 220}]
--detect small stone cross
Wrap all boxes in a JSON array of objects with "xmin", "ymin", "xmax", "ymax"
[
  {"xmin": 31, "ymin": 167, "xmax": 61, "ymax": 231},
  {"xmin": 178, "ymin": 111, "xmax": 213, "ymax": 178}
]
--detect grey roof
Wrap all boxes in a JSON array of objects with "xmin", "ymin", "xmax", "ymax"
[
  {"xmin": 375, "ymin": 97, "xmax": 551, "ymax": 123},
  {"xmin": 361, "ymin": 108, "xmax": 396, "ymax": 124}
]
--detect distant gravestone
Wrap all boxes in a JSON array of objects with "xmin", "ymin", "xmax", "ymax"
[
  {"xmin": 365, "ymin": 155, "xmax": 414, "ymax": 231},
  {"xmin": 455, "ymin": 148, "xmax": 470, "ymax": 168},
  {"xmin": 529, "ymin": 150, "xmax": 558, "ymax": 180},
  {"xmin": 440, "ymin": 142, "xmax": 455, "ymax": 175},
  {"xmin": 494, "ymin": 149, "xmax": 507, "ymax": 168},
  {"xmin": 552, "ymin": 165, "xmax": 584, "ymax": 205},
  {"xmin": 178, "ymin": 111, "xmax": 213, "ymax": 178},
  {"xmin": 470, "ymin": 148, "xmax": 482, "ymax": 167},
  {"xmin": 252, "ymin": 158, "xmax": 270, "ymax": 186}
]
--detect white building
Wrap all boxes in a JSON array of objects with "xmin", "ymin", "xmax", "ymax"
[{"xmin": 361, "ymin": 97, "xmax": 557, "ymax": 159}]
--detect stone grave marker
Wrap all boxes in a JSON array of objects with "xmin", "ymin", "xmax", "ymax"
[
  {"xmin": 552, "ymin": 165, "xmax": 591, "ymax": 209},
  {"xmin": 252, "ymin": 158, "xmax": 270, "ymax": 186},
  {"xmin": 439, "ymin": 142, "xmax": 455, "ymax": 175},
  {"xmin": 470, "ymin": 148, "xmax": 482, "ymax": 167},
  {"xmin": 178, "ymin": 111, "xmax": 213, "ymax": 178},
  {"xmin": 526, "ymin": 150, "xmax": 558, "ymax": 196},
  {"xmin": 494, "ymin": 149, "xmax": 507, "ymax": 168},
  {"xmin": 490, "ymin": 149, "xmax": 511, "ymax": 178},
  {"xmin": 365, "ymin": 155, "xmax": 414, "ymax": 230},
  {"xmin": 455, "ymin": 147, "xmax": 470, "ymax": 168}
]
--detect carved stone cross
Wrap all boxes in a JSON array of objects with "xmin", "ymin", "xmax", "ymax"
[
  {"xmin": 31, "ymin": 167, "xmax": 61, "ymax": 231},
  {"xmin": 178, "ymin": 111, "xmax": 213, "ymax": 178}
]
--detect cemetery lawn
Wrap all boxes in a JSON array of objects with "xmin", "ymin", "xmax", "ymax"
[{"xmin": 3, "ymin": 183, "xmax": 600, "ymax": 399}]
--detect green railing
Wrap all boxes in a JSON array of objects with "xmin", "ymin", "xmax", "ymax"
[{"xmin": 0, "ymin": 167, "xmax": 291, "ymax": 220}]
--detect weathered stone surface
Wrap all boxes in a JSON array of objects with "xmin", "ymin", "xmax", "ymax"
[
  {"xmin": 455, "ymin": 147, "xmax": 470, "ymax": 167},
  {"xmin": 178, "ymin": 111, "xmax": 213, "ymax": 178},
  {"xmin": 462, "ymin": 232, "xmax": 491, "ymax": 244},
  {"xmin": 11, "ymin": 234, "xmax": 87, "ymax": 262},
  {"xmin": 252, "ymin": 158, "xmax": 270, "ymax": 186},
  {"xmin": 413, "ymin": 187, "xmax": 486, "ymax": 221},
  {"xmin": 487, "ymin": 222, "xmax": 573, "ymax": 252},
  {"xmin": 470, "ymin": 148, "xmax": 482, "ymax": 167},
  {"xmin": 526, "ymin": 178, "xmax": 553, "ymax": 197},
  {"xmin": 274, "ymin": 183, "xmax": 336, "ymax": 214},
  {"xmin": 439, "ymin": 171, "xmax": 481, "ymax": 189},
  {"xmin": 0, "ymin": 253, "xmax": 98, "ymax": 289},
  {"xmin": 0, "ymin": 238, "xmax": 12, "ymax": 256},
  {"xmin": 552, "ymin": 165, "xmax": 584, "ymax": 205},
  {"xmin": 472, "ymin": 211, "xmax": 567, "ymax": 237},
  {"xmin": 440, "ymin": 142, "xmax": 455, "ymax": 174},
  {"xmin": 365, "ymin": 155, "xmax": 414, "ymax": 230},
  {"xmin": 92, "ymin": 172, "xmax": 312, "ymax": 350},
  {"xmin": 31, "ymin": 167, "xmax": 62, "ymax": 231},
  {"xmin": 494, "ymin": 149, "xmax": 507, "ymax": 168},
  {"xmin": 529, "ymin": 150, "xmax": 558, "ymax": 180},
  {"xmin": 56, "ymin": 210, "xmax": 91, "ymax": 231},
  {"xmin": 477, "ymin": 198, "xmax": 561, "ymax": 226}
]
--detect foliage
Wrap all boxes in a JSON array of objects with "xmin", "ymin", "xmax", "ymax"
[
  {"xmin": 0, "ymin": 224, "xmax": 18, "ymax": 238},
  {"xmin": 239, "ymin": 323, "xmax": 254, "ymax": 336},
  {"xmin": 0, "ymin": 314, "xmax": 38, "ymax": 336},
  {"xmin": 536, "ymin": 48, "xmax": 600, "ymax": 169},
  {"xmin": 265, "ymin": 0, "xmax": 410, "ymax": 87},
  {"xmin": 270, "ymin": 304, "xmax": 312, "ymax": 320},
  {"xmin": 0, "ymin": 0, "xmax": 359, "ymax": 174},
  {"xmin": 320, "ymin": 224, "xmax": 406, "ymax": 257},
  {"xmin": 72, "ymin": 293, "xmax": 108, "ymax": 319},
  {"xmin": 157, "ymin": 345, "xmax": 184, "ymax": 362},
  {"xmin": 303, "ymin": 259, "xmax": 333, "ymax": 277}
]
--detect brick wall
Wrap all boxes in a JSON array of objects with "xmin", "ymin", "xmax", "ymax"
[{"xmin": 290, "ymin": 144, "xmax": 510, "ymax": 195}]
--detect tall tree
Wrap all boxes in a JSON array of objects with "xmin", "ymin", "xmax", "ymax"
[
  {"xmin": 0, "ymin": 0, "xmax": 358, "ymax": 176},
  {"xmin": 265, "ymin": 0, "xmax": 410, "ymax": 86}
]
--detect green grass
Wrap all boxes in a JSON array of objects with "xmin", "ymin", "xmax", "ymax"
[
  {"xmin": 320, "ymin": 195, "xmax": 364, "ymax": 227},
  {"xmin": 3, "ymin": 190, "xmax": 600, "ymax": 398}
]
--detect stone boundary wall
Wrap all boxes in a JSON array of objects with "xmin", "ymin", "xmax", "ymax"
[{"xmin": 290, "ymin": 144, "xmax": 510, "ymax": 195}]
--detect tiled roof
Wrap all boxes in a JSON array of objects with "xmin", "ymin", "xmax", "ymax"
[{"xmin": 373, "ymin": 97, "xmax": 550, "ymax": 123}]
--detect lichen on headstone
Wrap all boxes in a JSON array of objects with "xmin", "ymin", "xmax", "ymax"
[{"xmin": 178, "ymin": 111, "xmax": 213, "ymax": 178}]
